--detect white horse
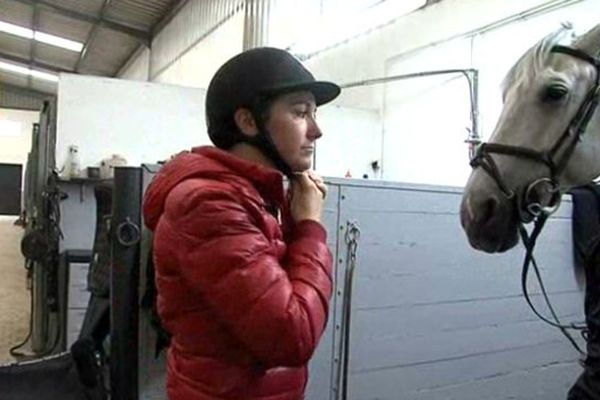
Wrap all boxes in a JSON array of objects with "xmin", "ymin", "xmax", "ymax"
[
  {"xmin": 461, "ymin": 23, "xmax": 600, "ymax": 253},
  {"xmin": 460, "ymin": 23, "xmax": 600, "ymax": 399}
]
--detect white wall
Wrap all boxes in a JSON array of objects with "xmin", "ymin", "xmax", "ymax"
[
  {"xmin": 304, "ymin": 0, "xmax": 579, "ymax": 83},
  {"xmin": 316, "ymin": 105, "xmax": 382, "ymax": 178},
  {"xmin": 0, "ymin": 108, "xmax": 37, "ymax": 166},
  {"xmin": 381, "ymin": 37, "xmax": 473, "ymax": 185},
  {"xmin": 56, "ymin": 74, "xmax": 208, "ymax": 171},
  {"xmin": 305, "ymin": 0, "xmax": 598, "ymax": 185},
  {"xmin": 381, "ymin": 77, "xmax": 474, "ymax": 186},
  {"xmin": 267, "ymin": 0, "xmax": 321, "ymax": 49}
]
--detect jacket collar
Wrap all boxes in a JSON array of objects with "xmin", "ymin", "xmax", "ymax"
[{"xmin": 192, "ymin": 146, "xmax": 286, "ymax": 206}]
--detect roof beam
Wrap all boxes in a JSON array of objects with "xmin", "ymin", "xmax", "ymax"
[
  {"xmin": 1, "ymin": 82, "xmax": 56, "ymax": 98},
  {"xmin": 27, "ymin": 4, "xmax": 39, "ymax": 88},
  {"xmin": 11, "ymin": 0, "xmax": 150, "ymax": 45},
  {"xmin": 75, "ymin": 0, "xmax": 111, "ymax": 72},
  {"xmin": 152, "ymin": 0, "xmax": 189, "ymax": 36},
  {"xmin": 29, "ymin": 5, "xmax": 39, "ymax": 63},
  {"xmin": 0, "ymin": 51, "xmax": 73, "ymax": 74},
  {"xmin": 115, "ymin": 0, "xmax": 189, "ymax": 77}
]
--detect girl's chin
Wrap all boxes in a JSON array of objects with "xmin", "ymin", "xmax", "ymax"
[{"xmin": 291, "ymin": 160, "xmax": 312, "ymax": 172}]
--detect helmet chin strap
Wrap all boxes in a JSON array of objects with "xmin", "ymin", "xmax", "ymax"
[
  {"xmin": 248, "ymin": 131, "xmax": 294, "ymax": 179},
  {"xmin": 247, "ymin": 106, "xmax": 295, "ymax": 179}
]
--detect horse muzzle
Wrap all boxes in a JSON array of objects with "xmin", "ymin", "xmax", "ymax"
[{"xmin": 460, "ymin": 189, "xmax": 521, "ymax": 253}]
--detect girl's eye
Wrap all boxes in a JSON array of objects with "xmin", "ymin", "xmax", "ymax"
[
  {"xmin": 292, "ymin": 105, "xmax": 317, "ymax": 119},
  {"xmin": 294, "ymin": 109, "xmax": 309, "ymax": 117}
]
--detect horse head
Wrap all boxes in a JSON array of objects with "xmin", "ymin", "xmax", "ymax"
[{"xmin": 460, "ymin": 23, "xmax": 600, "ymax": 253}]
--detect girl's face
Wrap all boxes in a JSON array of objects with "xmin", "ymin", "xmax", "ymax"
[{"xmin": 264, "ymin": 91, "xmax": 322, "ymax": 172}]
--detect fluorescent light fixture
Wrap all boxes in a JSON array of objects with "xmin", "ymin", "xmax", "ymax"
[
  {"xmin": 34, "ymin": 31, "xmax": 84, "ymax": 52},
  {"xmin": 0, "ymin": 60, "xmax": 59, "ymax": 82},
  {"xmin": 290, "ymin": 0, "xmax": 426, "ymax": 56},
  {"xmin": 0, "ymin": 20, "xmax": 83, "ymax": 52},
  {"xmin": 29, "ymin": 68, "xmax": 60, "ymax": 82},
  {"xmin": 0, "ymin": 21, "xmax": 32, "ymax": 39}
]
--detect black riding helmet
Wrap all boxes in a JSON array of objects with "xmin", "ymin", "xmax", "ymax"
[{"xmin": 206, "ymin": 47, "xmax": 341, "ymax": 177}]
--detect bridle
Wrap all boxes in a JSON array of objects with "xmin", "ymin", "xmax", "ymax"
[
  {"xmin": 472, "ymin": 45, "xmax": 600, "ymax": 222},
  {"xmin": 470, "ymin": 45, "xmax": 600, "ymax": 355}
]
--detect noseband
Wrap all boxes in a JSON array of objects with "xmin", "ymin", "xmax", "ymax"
[{"xmin": 471, "ymin": 45, "xmax": 600, "ymax": 222}]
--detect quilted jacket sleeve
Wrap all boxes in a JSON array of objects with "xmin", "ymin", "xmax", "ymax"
[{"xmin": 164, "ymin": 179, "xmax": 333, "ymax": 367}]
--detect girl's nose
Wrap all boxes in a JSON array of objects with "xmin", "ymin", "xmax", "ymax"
[{"xmin": 309, "ymin": 116, "xmax": 322, "ymax": 139}]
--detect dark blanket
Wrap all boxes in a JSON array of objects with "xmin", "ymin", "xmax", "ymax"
[
  {"xmin": 570, "ymin": 184, "xmax": 600, "ymax": 270},
  {"xmin": 568, "ymin": 183, "xmax": 600, "ymax": 400},
  {"xmin": 0, "ymin": 345, "xmax": 106, "ymax": 400}
]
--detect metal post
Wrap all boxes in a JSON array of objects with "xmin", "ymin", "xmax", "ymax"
[
  {"xmin": 30, "ymin": 264, "xmax": 48, "ymax": 353},
  {"xmin": 30, "ymin": 101, "xmax": 55, "ymax": 353},
  {"xmin": 111, "ymin": 166, "xmax": 142, "ymax": 400},
  {"xmin": 339, "ymin": 68, "xmax": 482, "ymax": 162}
]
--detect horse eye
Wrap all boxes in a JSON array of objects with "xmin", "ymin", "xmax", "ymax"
[{"xmin": 542, "ymin": 85, "xmax": 568, "ymax": 102}]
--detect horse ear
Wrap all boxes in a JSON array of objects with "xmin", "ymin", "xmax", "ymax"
[{"xmin": 574, "ymin": 24, "xmax": 600, "ymax": 57}]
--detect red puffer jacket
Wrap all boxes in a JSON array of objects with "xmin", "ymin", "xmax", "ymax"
[{"xmin": 143, "ymin": 146, "xmax": 333, "ymax": 400}]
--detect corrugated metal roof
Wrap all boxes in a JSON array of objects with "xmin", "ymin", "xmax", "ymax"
[
  {"xmin": 79, "ymin": 27, "xmax": 139, "ymax": 75},
  {"xmin": 0, "ymin": 72, "xmax": 56, "ymax": 97},
  {"xmin": 151, "ymin": 0, "xmax": 243, "ymax": 79},
  {"xmin": 0, "ymin": 72, "xmax": 29, "ymax": 88},
  {"xmin": 36, "ymin": 8, "xmax": 93, "ymax": 42},
  {"xmin": 0, "ymin": 0, "xmax": 184, "ymax": 101},
  {"xmin": 0, "ymin": 0, "xmax": 33, "ymax": 26},
  {"xmin": 0, "ymin": 82, "xmax": 54, "ymax": 111},
  {"xmin": 0, "ymin": 33, "xmax": 31, "ymax": 58},
  {"xmin": 106, "ymin": 0, "xmax": 173, "ymax": 30},
  {"xmin": 35, "ymin": 42, "xmax": 80, "ymax": 69},
  {"xmin": 43, "ymin": 0, "xmax": 106, "ymax": 18},
  {"xmin": 30, "ymin": 77, "xmax": 58, "ymax": 94}
]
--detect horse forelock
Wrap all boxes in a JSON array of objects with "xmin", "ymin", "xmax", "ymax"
[{"xmin": 501, "ymin": 24, "xmax": 576, "ymax": 96}]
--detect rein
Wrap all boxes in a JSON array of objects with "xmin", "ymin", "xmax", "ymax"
[
  {"xmin": 519, "ymin": 214, "xmax": 587, "ymax": 355},
  {"xmin": 471, "ymin": 45, "xmax": 600, "ymax": 355}
]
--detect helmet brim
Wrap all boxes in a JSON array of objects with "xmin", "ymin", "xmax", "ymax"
[{"xmin": 261, "ymin": 81, "xmax": 341, "ymax": 106}]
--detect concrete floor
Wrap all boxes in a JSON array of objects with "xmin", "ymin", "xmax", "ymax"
[{"xmin": 0, "ymin": 216, "xmax": 30, "ymax": 364}]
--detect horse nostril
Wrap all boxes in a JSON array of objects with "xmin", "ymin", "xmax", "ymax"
[{"xmin": 478, "ymin": 196, "xmax": 500, "ymax": 226}]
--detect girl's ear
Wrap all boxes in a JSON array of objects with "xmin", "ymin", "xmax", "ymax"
[{"xmin": 233, "ymin": 108, "xmax": 259, "ymax": 138}]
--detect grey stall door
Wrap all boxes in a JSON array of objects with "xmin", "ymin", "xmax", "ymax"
[{"xmin": 333, "ymin": 180, "xmax": 582, "ymax": 400}]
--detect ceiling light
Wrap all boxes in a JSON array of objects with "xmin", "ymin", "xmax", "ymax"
[
  {"xmin": 34, "ymin": 31, "xmax": 83, "ymax": 52},
  {"xmin": 0, "ymin": 60, "xmax": 58, "ymax": 82},
  {"xmin": 0, "ymin": 21, "xmax": 32, "ymax": 39},
  {"xmin": 0, "ymin": 20, "xmax": 83, "ymax": 52},
  {"xmin": 29, "ymin": 68, "xmax": 60, "ymax": 82}
]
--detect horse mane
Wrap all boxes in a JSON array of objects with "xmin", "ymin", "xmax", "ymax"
[{"xmin": 501, "ymin": 24, "xmax": 575, "ymax": 97}]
